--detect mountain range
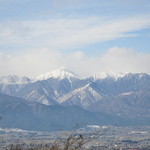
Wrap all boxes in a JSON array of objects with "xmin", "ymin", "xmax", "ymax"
[{"xmin": 0, "ymin": 68, "xmax": 150, "ymax": 131}]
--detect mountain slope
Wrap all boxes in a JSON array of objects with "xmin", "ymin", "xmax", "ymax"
[
  {"xmin": 59, "ymin": 82, "xmax": 106, "ymax": 108},
  {"xmin": 0, "ymin": 69, "xmax": 85, "ymax": 105},
  {"xmin": 0, "ymin": 92, "xmax": 121, "ymax": 131},
  {"xmin": 0, "ymin": 71, "xmax": 149, "ymax": 123},
  {"xmin": 93, "ymin": 73, "xmax": 150, "ymax": 96},
  {"xmin": 88, "ymin": 90, "xmax": 150, "ymax": 118}
]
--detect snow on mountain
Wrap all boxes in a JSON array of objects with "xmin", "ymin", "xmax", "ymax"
[
  {"xmin": 0, "ymin": 75, "xmax": 31, "ymax": 84},
  {"xmin": 35, "ymin": 68, "xmax": 79, "ymax": 81},
  {"xmin": 93, "ymin": 72, "xmax": 128, "ymax": 80},
  {"xmin": 0, "ymin": 71, "xmax": 150, "ymax": 130},
  {"xmin": 59, "ymin": 82, "xmax": 103, "ymax": 108},
  {"xmin": 0, "ymin": 70, "xmax": 149, "ymax": 110}
]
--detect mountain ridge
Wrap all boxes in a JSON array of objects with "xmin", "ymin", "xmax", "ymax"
[
  {"xmin": 0, "ymin": 69, "xmax": 149, "ymax": 131},
  {"xmin": 1, "ymin": 68, "xmax": 149, "ymax": 83},
  {"xmin": 0, "ymin": 70, "xmax": 149, "ymax": 106}
]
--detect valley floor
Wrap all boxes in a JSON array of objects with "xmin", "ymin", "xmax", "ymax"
[{"xmin": 0, "ymin": 126, "xmax": 150, "ymax": 150}]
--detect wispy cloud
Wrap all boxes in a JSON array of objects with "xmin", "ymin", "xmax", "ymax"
[{"xmin": 0, "ymin": 16, "xmax": 150, "ymax": 51}]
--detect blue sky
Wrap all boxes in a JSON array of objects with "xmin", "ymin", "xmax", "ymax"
[{"xmin": 0, "ymin": 0, "xmax": 150, "ymax": 76}]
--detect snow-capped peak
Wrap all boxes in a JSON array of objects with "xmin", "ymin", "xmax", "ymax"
[
  {"xmin": 35, "ymin": 68, "xmax": 78, "ymax": 80},
  {"xmin": 0, "ymin": 75, "xmax": 31, "ymax": 84},
  {"xmin": 93, "ymin": 72, "xmax": 128, "ymax": 80}
]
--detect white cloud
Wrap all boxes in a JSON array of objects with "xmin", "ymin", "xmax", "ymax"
[
  {"xmin": 98, "ymin": 47, "xmax": 150, "ymax": 74},
  {"xmin": 0, "ymin": 47, "xmax": 150, "ymax": 77},
  {"xmin": 0, "ymin": 16, "xmax": 150, "ymax": 50}
]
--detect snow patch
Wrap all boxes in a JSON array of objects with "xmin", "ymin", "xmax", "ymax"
[
  {"xmin": 0, "ymin": 128, "xmax": 29, "ymax": 133},
  {"xmin": 120, "ymin": 92, "xmax": 133, "ymax": 96},
  {"xmin": 87, "ymin": 125, "xmax": 101, "ymax": 128}
]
